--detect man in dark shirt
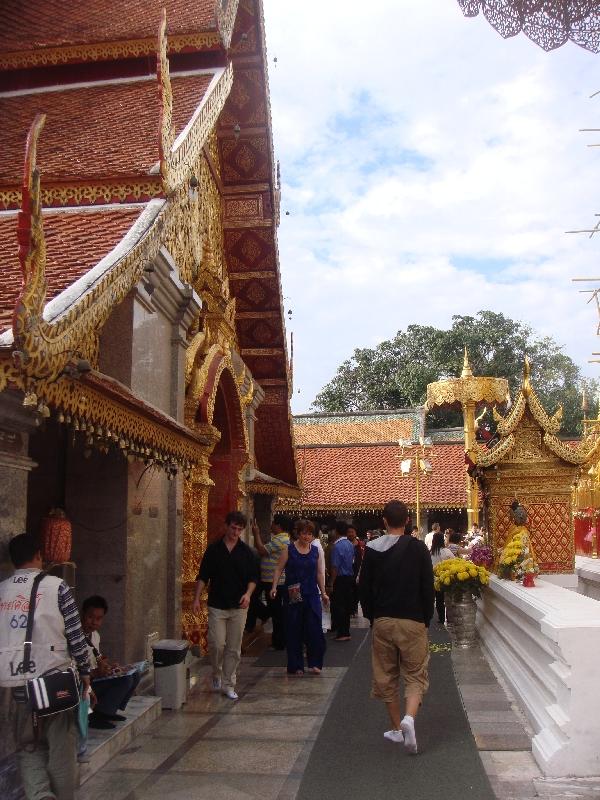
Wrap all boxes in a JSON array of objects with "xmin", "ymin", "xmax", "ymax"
[
  {"xmin": 329, "ymin": 520, "xmax": 355, "ymax": 641},
  {"xmin": 359, "ymin": 500, "xmax": 434, "ymax": 754},
  {"xmin": 193, "ymin": 510, "xmax": 258, "ymax": 700}
]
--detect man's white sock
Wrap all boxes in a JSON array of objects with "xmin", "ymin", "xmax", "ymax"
[
  {"xmin": 400, "ymin": 715, "xmax": 417, "ymax": 754},
  {"xmin": 383, "ymin": 729, "xmax": 404, "ymax": 743}
]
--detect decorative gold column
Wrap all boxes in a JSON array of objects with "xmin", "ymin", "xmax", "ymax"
[
  {"xmin": 426, "ymin": 351, "xmax": 508, "ymax": 530},
  {"xmin": 181, "ymin": 439, "xmax": 218, "ymax": 649}
]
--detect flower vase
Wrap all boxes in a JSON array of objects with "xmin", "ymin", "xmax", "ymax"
[
  {"xmin": 445, "ymin": 593, "xmax": 456, "ymax": 636},
  {"xmin": 522, "ymin": 572, "xmax": 535, "ymax": 588},
  {"xmin": 448, "ymin": 590, "xmax": 477, "ymax": 649}
]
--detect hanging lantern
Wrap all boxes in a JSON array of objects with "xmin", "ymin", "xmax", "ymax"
[{"xmin": 40, "ymin": 508, "xmax": 72, "ymax": 564}]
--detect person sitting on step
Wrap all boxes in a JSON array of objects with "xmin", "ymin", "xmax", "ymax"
[{"xmin": 81, "ymin": 595, "xmax": 141, "ymax": 730}]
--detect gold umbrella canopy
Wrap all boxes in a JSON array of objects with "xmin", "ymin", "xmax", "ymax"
[
  {"xmin": 426, "ymin": 351, "xmax": 509, "ymax": 529},
  {"xmin": 457, "ymin": 1, "xmax": 600, "ymax": 53},
  {"xmin": 425, "ymin": 352, "xmax": 509, "ymax": 415}
]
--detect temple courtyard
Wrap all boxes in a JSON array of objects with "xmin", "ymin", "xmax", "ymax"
[{"xmin": 73, "ymin": 617, "xmax": 590, "ymax": 800}]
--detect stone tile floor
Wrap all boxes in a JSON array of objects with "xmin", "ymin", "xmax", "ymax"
[{"xmin": 75, "ymin": 619, "xmax": 600, "ymax": 800}]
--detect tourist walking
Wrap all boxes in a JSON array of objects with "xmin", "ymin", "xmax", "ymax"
[
  {"xmin": 193, "ymin": 511, "xmax": 258, "ymax": 700},
  {"xmin": 329, "ymin": 520, "xmax": 355, "ymax": 641},
  {"xmin": 424, "ymin": 522, "xmax": 441, "ymax": 551},
  {"xmin": 0, "ymin": 533, "xmax": 92, "ymax": 800},
  {"xmin": 359, "ymin": 500, "xmax": 434, "ymax": 754},
  {"xmin": 271, "ymin": 520, "xmax": 328, "ymax": 674},
  {"xmin": 430, "ymin": 531, "xmax": 454, "ymax": 624},
  {"xmin": 347, "ymin": 524, "xmax": 363, "ymax": 615},
  {"xmin": 251, "ymin": 514, "xmax": 292, "ymax": 650}
]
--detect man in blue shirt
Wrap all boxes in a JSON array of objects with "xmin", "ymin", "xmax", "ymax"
[{"xmin": 329, "ymin": 520, "xmax": 355, "ymax": 641}]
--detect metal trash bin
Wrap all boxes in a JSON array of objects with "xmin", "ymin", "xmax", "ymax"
[{"xmin": 151, "ymin": 639, "xmax": 189, "ymax": 710}]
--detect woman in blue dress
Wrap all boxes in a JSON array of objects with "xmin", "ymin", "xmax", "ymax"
[{"xmin": 271, "ymin": 520, "xmax": 328, "ymax": 674}]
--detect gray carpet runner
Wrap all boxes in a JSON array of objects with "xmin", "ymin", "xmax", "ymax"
[{"xmin": 296, "ymin": 624, "xmax": 495, "ymax": 800}]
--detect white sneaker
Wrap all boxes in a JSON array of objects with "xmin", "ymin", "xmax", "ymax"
[
  {"xmin": 383, "ymin": 729, "xmax": 404, "ymax": 743},
  {"xmin": 222, "ymin": 687, "xmax": 238, "ymax": 700},
  {"xmin": 211, "ymin": 676, "xmax": 221, "ymax": 691},
  {"xmin": 400, "ymin": 715, "xmax": 418, "ymax": 754}
]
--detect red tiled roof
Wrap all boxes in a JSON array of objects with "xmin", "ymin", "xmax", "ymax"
[
  {"xmin": 0, "ymin": 206, "xmax": 143, "ymax": 330},
  {"xmin": 296, "ymin": 443, "xmax": 468, "ymax": 511},
  {"xmin": 0, "ymin": 74, "xmax": 213, "ymax": 184},
  {"xmin": 0, "ymin": 1, "xmax": 218, "ymax": 54}
]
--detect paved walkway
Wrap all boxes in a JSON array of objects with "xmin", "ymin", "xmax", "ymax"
[{"xmin": 74, "ymin": 618, "xmax": 572, "ymax": 800}]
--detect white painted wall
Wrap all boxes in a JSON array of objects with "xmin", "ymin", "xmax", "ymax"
[{"xmin": 477, "ymin": 575, "xmax": 600, "ymax": 777}]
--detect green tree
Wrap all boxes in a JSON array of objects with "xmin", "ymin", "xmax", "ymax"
[{"xmin": 312, "ymin": 311, "xmax": 594, "ymax": 435}]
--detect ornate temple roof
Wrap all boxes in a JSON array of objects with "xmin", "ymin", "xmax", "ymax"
[
  {"xmin": 0, "ymin": 0, "xmax": 298, "ymax": 489},
  {"xmin": 294, "ymin": 410, "xmax": 422, "ymax": 447},
  {"xmin": 0, "ymin": 1, "xmax": 234, "ymax": 69},
  {"xmin": 0, "ymin": 206, "xmax": 145, "ymax": 330},
  {"xmin": 473, "ymin": 359, "xmax": 598, "ymax": 468},
  {"xmin": 0, "ymin": 71, "xmax": 221, "ymax": 208},
  {"xmin": 295, "ymin": 442, "xmax": 467, "ymax": 513},
  {"xmin": 289, "ymin": 410, "xmax": 465, "ymax": 512}
]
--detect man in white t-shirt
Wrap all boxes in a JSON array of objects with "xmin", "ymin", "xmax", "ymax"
[{"xmin": 424, "ymin": 522, "xmax": 440, "ymax": 551}]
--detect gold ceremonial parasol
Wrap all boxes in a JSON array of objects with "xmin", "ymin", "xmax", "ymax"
[{"xmin": 426, "ymin": 350, "xmax": 508, "ymax": 529}]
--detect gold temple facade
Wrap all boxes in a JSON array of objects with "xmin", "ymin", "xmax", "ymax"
[{"xmin": 0, "ymin": 0, "xmax": 298, "ymax": 668}]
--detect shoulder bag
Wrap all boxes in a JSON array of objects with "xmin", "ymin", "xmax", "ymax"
[{"xmin": 24, "ymin": 572, "xmax": 80, "ymax": 717}]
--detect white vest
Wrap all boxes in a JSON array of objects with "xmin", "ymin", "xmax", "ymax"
[{"xmin": 0, "ymin": 569, "xmax": 71, "ymax": 687}]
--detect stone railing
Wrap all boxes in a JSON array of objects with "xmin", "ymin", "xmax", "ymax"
[
  {"xmin": 477, "ymin": 575, "xmax": 600, "ymax": 777},
  {"xmin": 576, "ymin": 555, "xmax": 600, "ymax": 602}
]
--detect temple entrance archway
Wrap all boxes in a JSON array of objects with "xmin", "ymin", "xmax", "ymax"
[
  {"xmin": 182, "ymin": 355, "xmax": 250, "ymax": 645},
  {"xmin": 205, "ymin": 369, "xmax": 248, "ymax": 542}
]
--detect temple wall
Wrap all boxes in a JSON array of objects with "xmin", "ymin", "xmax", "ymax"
[
  {"xmin": 0, "ymin": 394, "xmax": 39, "ymax": 577},
  {"xmin": 131, "ymin": 296, "xmax": 172, "ymax": 414},
  {"xmin": 477, "ymin": 575, "xmax": 600, "ymax": 776},
  {"xmin": 66, "ymin": 445, "xmax": 129, "ymax": 661},
  {"xmin": 98, "ymin": 294, "xmax": 134, "ymax": 385},
  {"xmin": 124, "ymin": 463, "xmax": 171, "ymax": 662},
  {"xmin": 0, "ymin": 463, "xmax": 28, "ymax": 573}
]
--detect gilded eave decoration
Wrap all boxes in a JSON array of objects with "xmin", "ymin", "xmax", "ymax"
[
  {"xmin": 0, "ymin": 113, "xmax": 169, "ymax": 391},
  {"xmin": 0, "ymin": 32, "xmax": 222, "ymax": 72},
  {"xmin": 42, "ymin": 372, "xmax": 211, "ymax": 472},
  {"xmin": 218, "ymin": 0, "xmax": 241, "ymax": 49},
  {"xmin": 246, "ymin": 480, "xmax": 301, "ymax": 499},
  {"xmin": 158, "ymin": 12, "xmax": 233, "ymax": 195},
  {"xmin": 0, "ymin": 179, "xmax": 163, "ymax": 212},
  {"xmin": 1, "ymin": 15, "xmax": 234, "ymax": 396}
]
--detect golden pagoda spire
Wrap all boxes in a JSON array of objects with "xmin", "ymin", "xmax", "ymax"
[
  {"xmin": 461, "ymin": 347, "xmax": 473, "ymax": 378},
  {"xmin": 523, "ymin": 355, "xmax": 532, "ymax": 394}
]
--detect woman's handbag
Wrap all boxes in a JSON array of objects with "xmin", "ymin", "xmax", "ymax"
[{"xmin": 23, "ymin": 572, "xmax": 80, "ymax": 717}]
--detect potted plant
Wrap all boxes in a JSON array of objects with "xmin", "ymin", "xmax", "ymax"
[
  {"xmin": 470, "ymin": 544, "xmax": 493, "ymax": 569},
  {"xmin": 497, "ymin": 530, "xmax": 539, "ymax": 586},
  {"xmin": 433, "ymin": 558, "xmax": 490, "ymax": 648}
]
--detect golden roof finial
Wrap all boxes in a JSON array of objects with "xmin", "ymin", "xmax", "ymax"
[
  {"xmin": 461, "ymin": 347, "xmax": 473, "ymax": 378},
  {"xmin": 523, "ymin": 355, "xmax": 531, "ymax": 394}
]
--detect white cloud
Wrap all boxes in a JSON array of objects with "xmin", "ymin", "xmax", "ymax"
[{"xmin": 262, "ymin": 0, "xmax": 600, "ymax": 412}]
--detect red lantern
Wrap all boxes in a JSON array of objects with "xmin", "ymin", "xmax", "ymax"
[{"xmin": 41, "ymin": 508, "xmax": 72, "ymax": 564}]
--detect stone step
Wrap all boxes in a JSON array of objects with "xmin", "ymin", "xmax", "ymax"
[{"xmin": 77, "ymin": 695, "xmax": 161, "ymax": 786}]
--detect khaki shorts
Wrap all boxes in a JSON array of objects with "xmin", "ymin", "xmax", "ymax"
[{"xmin": 371, "ymin": 617, "xmax": 430, "ymax": 703}]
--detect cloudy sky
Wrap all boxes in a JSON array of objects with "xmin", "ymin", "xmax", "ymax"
[{"xmin": 261, "ymin": 0, "xmax": 600, "ymax": 414}]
